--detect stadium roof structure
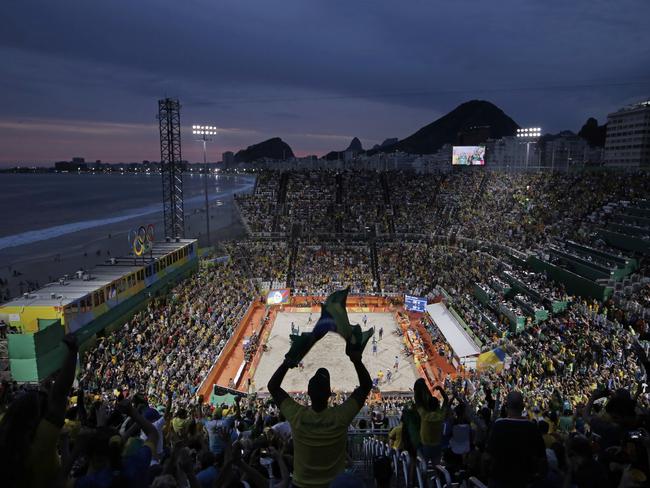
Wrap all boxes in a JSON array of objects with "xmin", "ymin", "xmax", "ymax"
[
  {"xmin": 425, "ymin": 302, "xmax": 481, "ymax": 359},
  {"xmin": 1, "ymin": 239, "xmax": 196, "ymax": 308}
]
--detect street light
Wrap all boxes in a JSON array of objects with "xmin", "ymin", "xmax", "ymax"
[
  {"xmin": 516, "ymin": 127, "xmax": 542, "ymax": 170},
  {"xmin": 192, "ymin": 125, "xmax": 217, "ymax": 247}
]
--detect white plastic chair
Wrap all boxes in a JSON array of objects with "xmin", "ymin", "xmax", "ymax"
[
  {"xmin": 433, "ymin": 465, "xmax": 452, "ymax": 488},
  {"xmin": 389, "ymin": 448, "xmax": 399, "ymax": 478},
  {"xmin": 415, "ymin": 455, "xmax": 429, "ymax": 488},
  {"xmin": 468, "ymin": 476, "xmax": 488, "ymax": 488},
  {"xmin": 400, "ymin": 450, "xmax": 411, "ymax": 487}
]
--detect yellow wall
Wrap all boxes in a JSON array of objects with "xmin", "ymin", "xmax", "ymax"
[
  {"xmin": 0, "ymin": 305, "xmax": 62, "ymax": 333},
  {"xmin": 1, "ymin": 243, "xmax": 195, "ymax": 335}
]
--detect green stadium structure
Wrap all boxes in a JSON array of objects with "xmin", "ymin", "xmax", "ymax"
[{"xmin": 0, "ymin": 239, "xmax": 199, "ymax": 383}]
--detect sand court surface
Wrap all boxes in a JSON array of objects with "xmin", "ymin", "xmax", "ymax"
[{"xmin": 252, "ymin": 312, "xmax": 419, "ymax": 393}]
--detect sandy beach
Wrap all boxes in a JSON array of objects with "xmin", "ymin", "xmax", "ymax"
[{"xmin": 0, "ymin": 199, "xmax": 247, "ymax": 299}]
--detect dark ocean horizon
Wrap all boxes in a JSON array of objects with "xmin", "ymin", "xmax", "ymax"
[
  {"xmin": 0, "ymin": 172, "xmax": 255, "ymax": 250},
  {"xmin": 0, "ymin": 172, "xmax": 255, "ymax": 297}
]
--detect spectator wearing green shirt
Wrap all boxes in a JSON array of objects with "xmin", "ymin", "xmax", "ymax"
[{"xmin": 558, "ymin": 409, "xmax": 575, "ymax": 433}]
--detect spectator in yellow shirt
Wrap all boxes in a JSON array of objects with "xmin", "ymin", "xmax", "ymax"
[
  {"xmin": 0, "ymin": 334, "xmax": 78, "ymax": 488},
  {"xmin": 414, "ymin": 379, "xmax": 449, "ymax": 466},
  {"xmin": 389, "ymin": 422, "xmax": 404, "ymax": 450},
  {"xmin": 268, "ymin": 346, "xmax": 373, "ymax": 488}
]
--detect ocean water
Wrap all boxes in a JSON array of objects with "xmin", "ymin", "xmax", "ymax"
[{"xmin": 0, "ymin": 173, "xmax": 255, "ymax": 251}]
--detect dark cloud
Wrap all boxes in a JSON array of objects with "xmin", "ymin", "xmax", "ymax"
[{"xmin": 0, "ymin": 0, "xmax": 649, "ymax": 163}]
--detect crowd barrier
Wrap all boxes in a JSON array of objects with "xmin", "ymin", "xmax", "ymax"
[
  {"xmin": 528, "ymin": 255, "xmax": 613, "ymax": 301},
  {"xmin": 598, "ymin": 228, "xmax": 650, "ymax": 255},
  {"xmin": 359, "ymin": 435, "xmax": 488, "ymax": 488}
]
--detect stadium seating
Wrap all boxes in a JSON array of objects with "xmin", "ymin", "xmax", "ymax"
[{"xmin": 2, "ymin": 169, "xmax": 650, "ymax": 487}]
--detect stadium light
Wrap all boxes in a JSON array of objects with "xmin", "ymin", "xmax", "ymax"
[
  {"xmin": 192, "ymin": 125, "xmax": 217, "ymax": 136},
  {"xmin": 516, "ymin": 127, "xmax": 542, "ymax": 169},
  {"xmin": 517, "ymin": 127, "xmax": 542, "ymax": 138},
  {"xmin": 193, "ymin": 123, "xmax": 218, "ymax": 247}
]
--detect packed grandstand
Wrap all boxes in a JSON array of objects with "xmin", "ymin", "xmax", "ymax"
[{"xmin": 2, "ymin": 169, "xmax": 650, "ymax": 487}]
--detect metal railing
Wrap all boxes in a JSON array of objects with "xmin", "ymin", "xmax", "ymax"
[{"xmin": 355, "ymin": 435, "xmax": 490, "ymax": 488}]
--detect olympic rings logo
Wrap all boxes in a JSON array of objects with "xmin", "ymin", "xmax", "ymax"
[{"xmin": 128, "ymin": 224, "xmax": 154, "ymax": 256}]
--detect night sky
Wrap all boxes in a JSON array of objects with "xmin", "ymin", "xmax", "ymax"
[{"xmin": 1, "ymin": 0, "xmax": 649, "ymax": 165}]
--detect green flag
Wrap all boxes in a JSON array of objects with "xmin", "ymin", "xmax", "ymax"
[
  {"xmin": 312, "ymin": 287, "xmax": 353, "ymax": 340},
  {"xmin": 284, "ymin": 332, "xmax": 317, "ymax": 366},
  {"xmin": 348, "ymin": 324, "xmax": 374, "ymax": 352},
  {"xmin": 284, "ymin": 288, "xmax": 374, "ymax": 365}
]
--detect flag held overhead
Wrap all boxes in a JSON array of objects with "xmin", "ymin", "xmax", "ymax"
[
  {"xmin": 348, "ymin": 324, "xmax": 374, "ymax": 353},
  {"xmin": 284, "ymin": 287, "xmax": 373, "ymax": 365},
  {"xmin": 313, "ymin": 287, "xmax": 353, "ymax": 340},
  {"xmin": 284, "ymin": 332, "xmax": 317, "ymax": 366}
]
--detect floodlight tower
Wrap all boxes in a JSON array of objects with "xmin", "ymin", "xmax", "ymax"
[
  {"xmin": 158, "ymin": 98, "xmax": 185, "ymax": 239},
  {"xmin": 192, "ymin": 125, "xmax": 217, "ymax": 247},
  {"xmin": 516, "ymin": 127, "xmax": 542, "ymax": 170}
]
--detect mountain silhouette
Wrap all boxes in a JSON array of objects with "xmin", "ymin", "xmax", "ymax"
[
  {"xmin": 371, "ymin": 100, "xmax": 519, "ymax": 155},
  {"xmin": 234, "ymin": 137, "xmax": 295, "ymax": 162},
  {"xmin": 324, "ymin": 137, "xmax": 364, "ymax": 160},
  {"xmin": 372, "ymin": 138, "xmax": 398, "ymax": 150}
]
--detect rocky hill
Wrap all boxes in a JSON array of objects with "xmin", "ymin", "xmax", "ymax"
[
  {"xmin": 323, "ymin": 137, "xmax": 364, "ymax": 160},
  {"xmin": 234, "ymin": 137, "xmax": 294, "ymax": 162},
  {"xmin": 371, "ymin": 100, "xmax": 519, "ymax": 155}
]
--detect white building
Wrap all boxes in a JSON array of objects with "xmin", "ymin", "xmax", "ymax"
[
  {"xmin": 539, "ymin": 133, "xmax": 593, "ymax": 170},
  {"xmin": 604, "ymin": 100, "xmax": 650, "ymax": 167},
  {"xmin": 431, "ymin": 144, "xmax": 454, "ymax": 167},
  {"xmin": 485, "ymin": 136, "xmax": 541, "ymax": 170},
  {"xmin": 222, "ymin": 151, "xmax": 235, "ymax": 168},
  {"xmin": 486, "ymin": 133, "xmax": 602, "ymax": 171}
]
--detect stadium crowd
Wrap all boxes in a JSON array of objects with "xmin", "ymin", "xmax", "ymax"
[
  {"xmin": 80, "ymin": 258, "xmax": 254, "ymax": 409},
  {"xmin": 342, "ymin": 171, "xmax": 390, "ymax": 234},
  {"xmin": 227, "ymin": 240, "xmax": 289, "ymax": 285},
  {"xmin": 281, "ymin": 171, "xmax": 337, "ymax": 234},
  {"xmin": 3, "ymin": 326, "xmax": 650, "ymax": 487},
  {"xmin": 378, "ymin": 243, "xmax": 499, "ymax": 298},
  {"xmin": 2, "ymin": 169, "xmax": 650, "ymax": 487},
  {"xmin": 292, "ymin": 243, "xmax": 375, "ymax": 296},
  {"xmin": 385, "ymin": 171, "xmax": 441, "ymax": 234},
  {"xmin": 235, "ymin": 171, "xmax": 279, "ymax": 234},
  {"xmin": 236, "ymin": 169, "xmax": 650, "ymax": 251}
]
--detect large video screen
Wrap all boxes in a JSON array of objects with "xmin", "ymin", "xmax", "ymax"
[
  {"xmin": 404, "ymin": 295, "xmax": 427, "ymax": 312},
  {"xmin": 452, "ymin": 146, "xmax": 486, "ymax": 166},
  {"xmin": 266, "ymin": 289, "xmax": 290, "ymax": 305}
]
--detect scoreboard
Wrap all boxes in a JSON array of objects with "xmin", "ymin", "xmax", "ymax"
[{"xmin": 405, "ymin": 295, "xmax": 427, "ymax": 312}]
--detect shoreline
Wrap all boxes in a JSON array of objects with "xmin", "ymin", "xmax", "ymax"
[{"xmin": 0, "ymin": 200, "xmax": 248, "ymax": 300}]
